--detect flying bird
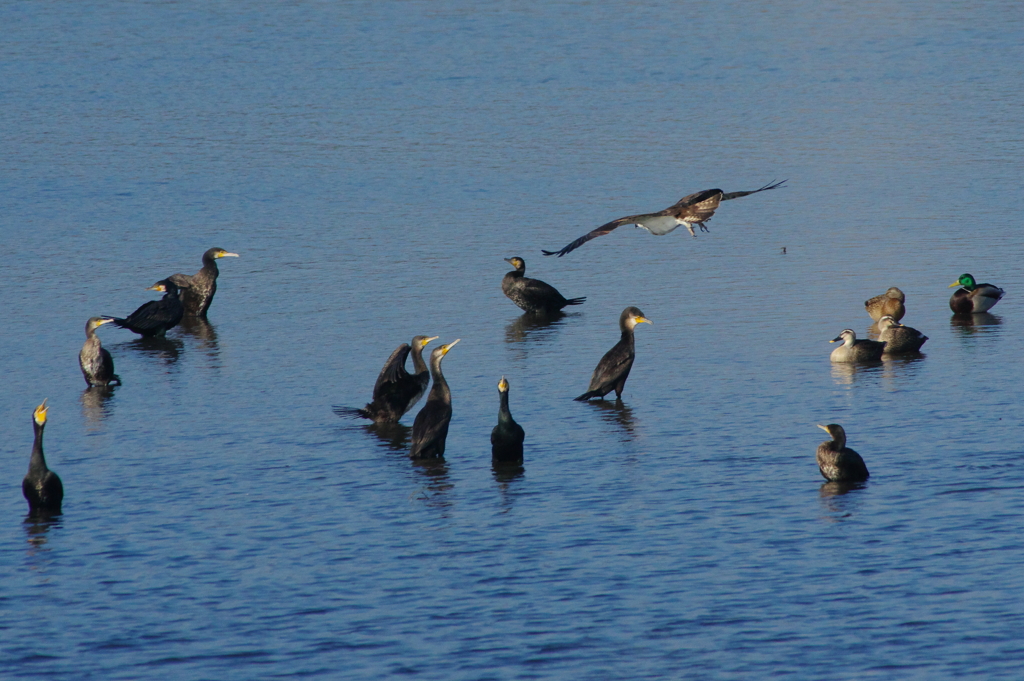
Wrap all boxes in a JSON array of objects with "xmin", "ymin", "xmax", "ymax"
[{"xmin": 542, "ymin": 180, "xmax": 786, "ymax": 257}]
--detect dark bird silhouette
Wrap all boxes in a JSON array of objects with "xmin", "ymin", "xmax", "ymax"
[
  {"xmin": 816, "ymin": 424, "xmax": 869, "ymax": 482},
  {"xmin": 79, "ymin": 317, "xmax": 121, "ymax": 387},
  {"xmin": 334, "ymin": 335, "xmax": 437, "ymax": 423},
  {"xmin": 878, "ymin": 316, "xmax": 928, "ymax": 354},
  {"xmin": 23, "ymin": 400, "xmax": 64, "ymax": 515},
  {"xmin": 543, "ymin": 180, "xmax": 786, "ymax": 257},
  {"xmin": 167, "ymin": 247, "xmax": 239, "ymax": 318},
  {"xmin": 106, "ymin": 279, "xmax": 184, "ymax": 337},
  {"xmin": 949, "ymin": 273, "xmax": 1004, "ymax": 314},
  {"xmin": 575, "ymin": 307, "xmax": 652, "ymax": 401},
  {"xmin": 502, "ymin": 257, "xmax": 585, "ymax": 314},
  {"xmin": 865, "ymin": 287, "xmax": 906, "ymax": 322},
  {"xmin": 491, "ymin": 376, "xmax": 525, "ymax": 464},
  {"xmin": 410, "ymin": 339, "xmax": 460, "ymax": 459},
  {"xmin": 829, "ymin": 329, "xmax": 885, "ymax": 362}
]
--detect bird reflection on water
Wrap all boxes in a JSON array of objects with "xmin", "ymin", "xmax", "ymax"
[
  {"xmin": 177, "ymin": 317, "xmax": 221, "ymax": 364},
  {"xmin": 818, "ymin": 481, "xmax": 868, "ymax": 521},
  {"xmin": 492, "ymin": 460, "xmax": 525, "ymax": 484},
  {"xmin": 950, "ymin": 312, "xmax": 1002, "ymax": 337},
  {"xmin": 23, "ymin": 513, "xmax": 61, "ymax": 554},
  {"xmin": 80, "ymin": 386, "xmax": 115, "ymax": 426},
  {"xmin": 504, "ymin": 311, "xmax": 572, "ymax": 346},
  {"xmin": 122, "ymin": 336, "xmax": 184, "ymax": 366},
  {"xmin": 409, "ymin": 458, "xmax": 453, "ymax": 511},
  {"xmin": 362, "ymin": 422, "xmax": 412, "ymax": 453},
  {"xmin": 830, "ymin": 360, "xmax": 884, "ymax": 386},
  {"xmin": 586, "ymin": 399, "xmax": 639, "ymax": 440}
]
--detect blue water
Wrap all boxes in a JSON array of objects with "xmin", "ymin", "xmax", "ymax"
[{"xmin": 3, "ymin": 1, "xmax": 1024, "ymax": 678}]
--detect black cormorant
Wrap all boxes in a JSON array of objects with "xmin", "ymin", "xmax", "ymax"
[
  {"xmin": 575, "ymin": 307, "xmax": 652, "ymax": 401},
  {"xmin": 409, "ymin": 339, "xmax": 460, "ymax": 459},
  {"xmin": 23, "ymin": 400, "xmax": 63, "ymax": 514},
  {"xmin": 878, "ymin": 316, "xmax": 928, "ymax": 354},
  {"xmin": 491, "ymin": 376, "xmax": 525, "ymax": 464},
  {"xmin": 543, "ymin": 180, "xmax": 786, "ymax": 257},
  {"xmin": 79, "ymin": 317, "xmax": 121, "ymax": 387},
  {"xmin": 816, "ymin": 424, "xmax": 870, "ymax": 482},
  {"xmin": 865, "ymin": 287, "xmax": 906, "ymax": 322},
  {"xmin": 502, "ymin": 257, "xmax": 585, "ymax": 314},
  {"xmin": 106, "ymin": 279, "xmax": 185, "ymax": 337},
  {"xmin": 829, "ymin": 329, "xmax": 885, "ymax": 362},
  {"xmin": 949, "ymin": 273, "xmax": 1004, "ymax": 314},
  {"xmin": 168, "ymin": 247, "xmax": 239, "ymax": 318},
  {"xmin": 334, "ymin": 335, "xmax": 437, "ymax": 423}
]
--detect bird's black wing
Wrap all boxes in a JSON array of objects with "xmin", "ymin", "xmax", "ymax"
[
  {"xmin": 542, "ymin": 213, "xmax": 665, "ymax": 257},
  {"xmin": 167, "ymin": 273, "xmax": 194, "ymax": 289},
  {"xmin": 587, "ymin": 343, "xmax": 635, "ymax": 392},
  {"xmin": 374, "ymin": 344, "xmax": 412, "ymax": 395},
  {"xmin": 720, "ymin": 179, "xmax": 787, "ymax": 201},
  {"xmin": 410, "ymin": 401, "xmax": 452, "ymax": 457},
  {"xmin": 120, "ymin": 300, "xmax": 175, "ymax": 333}
]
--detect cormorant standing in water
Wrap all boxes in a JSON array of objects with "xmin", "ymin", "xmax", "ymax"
[
  {"xmin": 168, "ymin": 247, "xmax": 239, "ymax": 318},
  {"xmin": 79, "ymin": 317, "xmax": 121, "ymax": 387},
  {"xmin": 575, "ymin": 307, "xmax": 652, "ymax": 401},
  {"xmin": 410, "ymin": 339, "xmax": 460, "ymax": 459},
  {"xmin": 334, "ymin": 336, "xmax": 437, "ymax": 423},
  {"xmin": 23, "ymin": 400, "xmax": 63, "ymax": 514},
  {"xmin": 542, "ymin": 180, "xmax": 786, "ymax": 257},
  {"xmin": 491, "ymin": 376, "xmax": 525, "ymax": 464},
  {"xmin": 502, "ymin": 257, "xmax": 585, "ymax": 314},
  {"xmin": 106, "ymin": 279, "xmax": 185, "ymax": 337},
  {"xmin": 948, "ymin": 273, "xmax": 1004, "ymax": 314},
  {"xmin": 815, "ymin": 424, "xmax": 870, "ymax": 482}
]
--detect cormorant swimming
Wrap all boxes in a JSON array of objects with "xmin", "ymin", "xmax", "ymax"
[
  {"xmin": 335, "ymin": 335, "xmax": 438, "ymax": 423},
  {"xmin": 949, "ymin": 273, "xmax": 1004, "ymax": 314},
  {"xmin": 502, "ymin": 257, "xmax": 585, "ymax": 314},
  {"xmin": 877, "ymin": 315, "xmax": 928, "ymax": 354},
  {"xmin": 107, "ymin": 279, "xmax": 185, "ymax": 337},
  {"xmin": 79, "ymin": 317, "xmax": 121, "ymax": 387},
  {"xmin": 23, "ymin": 400, "xmax": 64, "ymax": 514},
  {"xmin": 865, "ymin": 287, "xmax": 906, "ymax": 322},
  {"xmin": 829, "ymin": 329, "xmax": 885, "ymax": 362},
  {"xmin": 410, "ymin": 339, "xmax": 460, "ymax": 459},
  {"xmin": 575, "ymin": 307, "xmax": 652, "ymax": 401},
  {"xmin": 168, "ymin": 247, "xmax": 239, "ymax": 318},
  {"xmin": 816, "ymin": 424, "xmax": 870, "ymax": 482},
  {"xmin": 491, "ymin": 376, "xmax": 525, "ymax": 464},
  {"xmin": 543, "ymin": 180, "xmax": 786, "ymax": 257}
]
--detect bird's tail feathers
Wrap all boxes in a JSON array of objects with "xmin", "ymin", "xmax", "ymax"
[
  {"xmin": 332, "ymin": 405, "xmax": 372, "ymax": 420},
  {"xmin": 564, "ymin": 297, "xmax": 586, "ymax": 306},
  {"xmin": 573, "ymin": 390, "xmax": 601, "ymax": 402}
]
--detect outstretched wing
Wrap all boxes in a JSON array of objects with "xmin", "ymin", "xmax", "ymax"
[
  {"xmin": 542, "ymin": 212, "xmax": 664, "ymax": 257},
  {"xmin": 373, "ymin": 343, "xmax": 411, "ymax": 395},
  {"xmin": 167, "ymin": 273, "xmax": 194, "ymax": 289},
  {"xmin": 720, "ymin": 179, "xmax": 787, "ymax": 201}
]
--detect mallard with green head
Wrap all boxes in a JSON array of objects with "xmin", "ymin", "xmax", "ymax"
[{"xmin": 949, "ymin": 273, "xmax": 1004, "ymax": 314}]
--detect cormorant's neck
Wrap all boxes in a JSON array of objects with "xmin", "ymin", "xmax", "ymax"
[
  {"xmin": 410, "ymin": 344, "xmax": 428, "ymax": 374},
  {"xmin": 498, "ymin": 391, "xmax": 513, "ymax": 422},
  {"xmin": 30, "ymin": 421, "xmax": 48, "ymax": 474},
  {"xmin": 429, "ymin": 357, "xmax": 450, "ymax": 400},
  {"xmin": 202, "ymin": 253, "xmax": 220, "ymax": 274},
  {"xmin": 832, "ymin": 433, "xmax": 846, "ymax": 449},
  {"xmin": 620, "ymin": 328, "xmax": 635, "ymax": 347},
  {"xmin": 505, "ymin": 269, "xmax": 524, "ymax": 280}
]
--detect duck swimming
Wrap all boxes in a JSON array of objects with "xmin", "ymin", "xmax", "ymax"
[
  {"xmin": 815, "ymin": 424, "xmax": 869, "ymax": 482},
  {"xmin": 877, "ymin": 315, "xmax": 928, "ymax": 354},
  {"xmin": 865, "ymin": 287, "xmax": 905, "ymax": 322},
  {"xmin": 949, "ymin": 273, "xmax": 1004, "ymax": 314},
  {"xmin": 829, "ymin": 329, "xmax": 885, "ymax": 362}
]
